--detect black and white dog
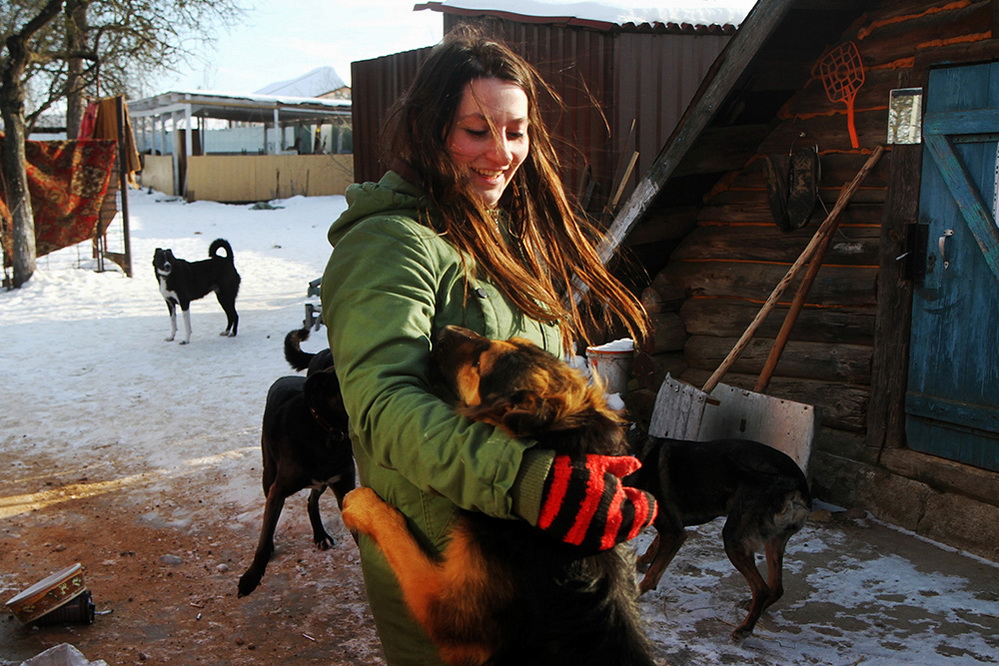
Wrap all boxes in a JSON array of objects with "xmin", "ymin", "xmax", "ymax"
[{"xmin": 153, "ymin": 238, "xmax": 241, "ymax": 344}]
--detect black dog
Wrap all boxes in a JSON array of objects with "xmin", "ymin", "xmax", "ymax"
[
  {"xmin": 341, "ymin": 326, "xmax": 656, "ymax": 665},
  {"xmin": 283, "ymin": 326, "xmax": 333, "ymax": 376},
  {"xmin": 632, "ymin": 436, "xmax": 811, "ymax": 639},
  {"xmin": 152, "ymin": 238, "xmax": 240, "ymax": 344},
  {"xmin": 237, "ymin": 365, "xmax": 354, "ymax": 597}
]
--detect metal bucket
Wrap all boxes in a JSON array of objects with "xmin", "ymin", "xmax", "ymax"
[{"xmin": 585, "ymin": 340, "xmax": 635, "ymax": 395}]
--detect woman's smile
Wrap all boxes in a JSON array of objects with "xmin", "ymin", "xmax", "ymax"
[{"xmin": 447, "ymin": 77, "xmax": 530, "ymax": 207}]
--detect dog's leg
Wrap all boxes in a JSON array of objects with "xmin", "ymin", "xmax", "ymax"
[
  {"xmin": 636, "ymin": 533, "xmax": 659, "ymax": 567},
  {"xmin": 216, "ymin": 289, "xmax": 239, "ymax": 337},
  {"xmin": 306, "ymin": 487, "xmax": 335, "ymax": 550},
  {"xmin": 638, "ymin": 526, "xmax": 685, "ymax": 594},
  {"xmin": 341, "ymin": 488, "xmax": 447, "ymax": 618},
  {"xmin": 165, "ymin": 302, "xmax": 177, "ymax": 342},
  {"xmin": 329, "ymin": 467, "xmax": 356, "ymax": 511},
  {"xmin": 722, "ymin": 520, "xmax": 770, "ymax": 640},
  {"xmin": 341, "ymin": 488, "xmax": 495, "ymax": 666},
  {"xmin": 238, "ymin": 485, "xmax": 287, "ymax": 597},
  {"xmin": 762, "ymin": 534, "xmax": 791, "ymax": 611},
  {"xmin": 179, "ymin": 306, "xmax": 192, "ymax": 344}
]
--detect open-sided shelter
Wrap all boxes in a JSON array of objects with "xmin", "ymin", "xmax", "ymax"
[{"xmin": 128, "ymin": 90, "xmax": 353, "ymax": 203}]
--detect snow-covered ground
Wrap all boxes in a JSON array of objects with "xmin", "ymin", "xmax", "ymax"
[{"xmin": 2, "ymin": 190, "xmax": 997, "ymax": 665}]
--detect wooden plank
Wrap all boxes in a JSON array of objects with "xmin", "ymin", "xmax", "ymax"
[
  {"xmin": 669, "ymin": 225, "xmax": 881, "ymax": 265},
  {"xmin": 640, "ymin": 312, "xmax": 687, "ymax": 354},
  {"xmin": 597, "ymin": 0, "xmax": 799, "ymax": 263},
  {"xmin": 923, "ymin": 132, "xmax": 999, "ymax": 280},
  {"xmin": 924, "ymin": 109, "xmax": 999, "ymax": 135},
  {"xmin": 658, "ymin": 261, "xmax": 878, "ymax": 306},
  {"xmin": 633, "ymin": 350, "xmax": 688, "ymax": 391},
  {"xmin": 866, "ymin": 142, "xmax": 920, "ymax": 451},
  {"xmin": 680, "ymin": 297, "xmax": 875, "ymax": 344},
  {"xmin": 685, "ymin": 335, "xmax": 873, "ymax": 384}
]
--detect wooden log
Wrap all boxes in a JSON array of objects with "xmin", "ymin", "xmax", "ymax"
[
  {"xmin": 697, "ymin": 197, "xmax": 885, "ymax": 228},
  {"xmin": 679, "ymin": 298, "xmax": 875, "ymax": 344},
  {"xmin": 680, "ymin": 369, "xmax": 869, "ymax": 432},
  {"xmin": 658, "ymin": 260, "xmax": 878, "ymax": 306},
  {"xmin": 855, "ymin": 1, "xmax": 991, "ymax": 66},
  {"xmin": 669, "ymin": 225, "xmax": 880, "ymax": 265},
  {"xmin": 685, "ymin": 334, "xmax": 873, "ymax": 384},
  {"xmin": 707, "ymin": 182, "xmax": 887, "ymax": 207},
  {"xmin": 632, "ymin": 350, "xmax": 688, "ymax": 392},
  {"xmin": 625, "ymin": 205, "xmax": 698, "ymax": 246},
  {"xmin": 646, "ymin": 273, "xmax": 687, "ymax": 310},
  {"xmin": 640, "ymin": 286, "xmax": 664, "ymax": 314},
  {"xmin": 641, "ymin": 312, "xmax": 687, "ymax": 354}
]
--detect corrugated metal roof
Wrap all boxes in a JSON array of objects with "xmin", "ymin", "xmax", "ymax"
[
  {"xmin": 128, "ymin": 90, "xmax": 350, "ymax": 124},
  {"xmin": 414, "ymin": 0, "xmax": 750, "ymax": 33}
]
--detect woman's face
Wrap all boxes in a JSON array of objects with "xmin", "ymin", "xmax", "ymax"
[{"xmin": 446, "ymin": 77, "xmax": 530, "ymax": 208}]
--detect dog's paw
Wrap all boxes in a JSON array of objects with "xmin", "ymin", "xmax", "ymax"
[
  {"xmin": 315, "ymin": 533, "xmax": 336, "ymax": 550},
  {"xmin": 179, "ymin": 340, "xmax": 190, "ymax": 345},
  {"xmin": 341, "ymin": 487, "xmax": 399, "ymax": 536},
  {"xmin": 164, "ymin": 336, "xmax": 175, "ymax": 342},
  {"xmin": 237, "ymin": 570, "xmax": 261, "ymax": 598}
]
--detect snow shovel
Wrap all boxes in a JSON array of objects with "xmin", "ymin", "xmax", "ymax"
[{"xmin": 649, "ymin": 145, "xmax": 886, "ymax": 472}]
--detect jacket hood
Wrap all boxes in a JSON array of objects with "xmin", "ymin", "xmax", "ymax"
[{"xmin": 328, "ymin": 171, "xmax": 426, "ymax": 246}]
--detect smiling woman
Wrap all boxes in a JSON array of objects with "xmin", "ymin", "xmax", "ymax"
[{"xmin": 320, "ymin": 25, "xmax": 652, "ymax": 665}]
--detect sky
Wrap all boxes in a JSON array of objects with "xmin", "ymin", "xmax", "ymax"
[
  {"xmin": 148, "ymin": 0, "xmax": 757, "ymax": 97},
  {"xmin": 2, "ymin": 190, "xmax": 997, "ymax": 664},
  {"xmin": 152, "ymin": 0, "xmax": 444, "ymax": 95}
]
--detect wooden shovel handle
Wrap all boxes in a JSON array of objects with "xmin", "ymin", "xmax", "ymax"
[{"xmin": 701, "ymin": 144, "xmax": 885, "ymax": 393}]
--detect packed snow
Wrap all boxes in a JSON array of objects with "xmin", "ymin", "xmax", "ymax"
[{"xmin": 2, "ymin": 190, "xmax": 997, "ymax": 665}]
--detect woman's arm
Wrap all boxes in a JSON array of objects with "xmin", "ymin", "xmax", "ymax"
[{"xmin": 322, "ymin": 214, "xmax": 549, "ymax": 519}]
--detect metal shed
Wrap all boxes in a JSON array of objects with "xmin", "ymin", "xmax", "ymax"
[{"xmin": 351, "ymin": 3, "xmax": 737, "ymax": 216}]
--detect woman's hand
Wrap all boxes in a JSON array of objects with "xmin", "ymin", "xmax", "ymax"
[{"xmin": 536, "ymin": 454, "xmax": 658, "ymax": 551}]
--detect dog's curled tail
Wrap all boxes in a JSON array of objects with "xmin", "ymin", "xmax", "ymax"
[
  {"xmin": 284, "ymin": 327, "xmax": 317, "ymax": 371},
  {"xmin": 774, "ymin": 489, "xmax": 811, "ymax": 533},
  {"xmin": 209, "ymin": 238, "xmax": 235, "ymax": 261}
]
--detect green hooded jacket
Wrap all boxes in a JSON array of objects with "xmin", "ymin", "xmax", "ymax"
[{"xmin": 321, "ymin": 171, "xmax": 559, "ymax": 664}]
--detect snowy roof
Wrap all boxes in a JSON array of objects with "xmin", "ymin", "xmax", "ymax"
[
  {"xmin": 415, "ymin": 0, "xmax": 756, "ymax": 31},
  {"xmin": 254, "ymin": 66, "xmax": 348, "ymax": 98},
  {"xmin": 127, "ymin": 90, "xmax": 350, "ymax": 124}
]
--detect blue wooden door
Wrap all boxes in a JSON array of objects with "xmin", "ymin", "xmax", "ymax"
[{"xmin": 907, "ymin": 63, "xmax": 999, "ymax": 472}]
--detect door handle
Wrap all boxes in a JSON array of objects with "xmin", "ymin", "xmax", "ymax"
[{"xmin": 938, "ymin": 229, "xmax": 954, "ymax": 269}]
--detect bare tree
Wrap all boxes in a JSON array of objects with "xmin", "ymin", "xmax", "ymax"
[{"xmin": 1, "ymin": 0, "xmax": 243, "ymax": 288}]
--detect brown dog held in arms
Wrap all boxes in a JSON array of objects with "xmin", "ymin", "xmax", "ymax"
[
  {"xmin": 631, "ymin": 435, "xmax": 811, "ymax": 639},
  {"xmin": 341, "ymin": 325, "xmax": 656, "ymax": 666},
  {"xmin": 237, "ymin": 351, "xmax": 354, "ymax": 598}
]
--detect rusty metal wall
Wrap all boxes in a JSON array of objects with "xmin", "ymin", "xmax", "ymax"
[
  {"xmin": 351, "ymin": 47, "xmax": 432, "ymax": 185},
  {"xmin": 614, "ymin": 32, "xmax": 730, "ymax": 201},
  {"xmin": 350, "ymin": 16, "xmax": 730, "ymax": 212}
]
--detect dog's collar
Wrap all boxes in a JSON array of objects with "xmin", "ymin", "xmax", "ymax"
[{"xmin": 310, "ymin": 406, "xmax": 348, "ymax": 442}]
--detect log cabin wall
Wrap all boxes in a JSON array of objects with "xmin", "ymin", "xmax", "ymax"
[{"xmin": 625, "ymin": 0, "xmax": 999, "ymax": 561}]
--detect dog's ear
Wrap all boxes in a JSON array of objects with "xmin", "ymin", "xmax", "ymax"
[
  {"xmin": 305, "ymin": 370, "xmax": 348, "ymax": 426},
  {"xmin": 464, "ymin": 389, "xmax": 557, "ymax": 437}
]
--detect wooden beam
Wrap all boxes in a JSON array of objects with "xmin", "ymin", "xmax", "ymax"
[{"xmin": 597, "ymin": 0, "xmax": 798, "ymax": 263}]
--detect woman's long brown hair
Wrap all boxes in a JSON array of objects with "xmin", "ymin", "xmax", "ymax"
[{"xmin": 383, "ymin": 26, "xmax": 648, "ymax": 354}]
